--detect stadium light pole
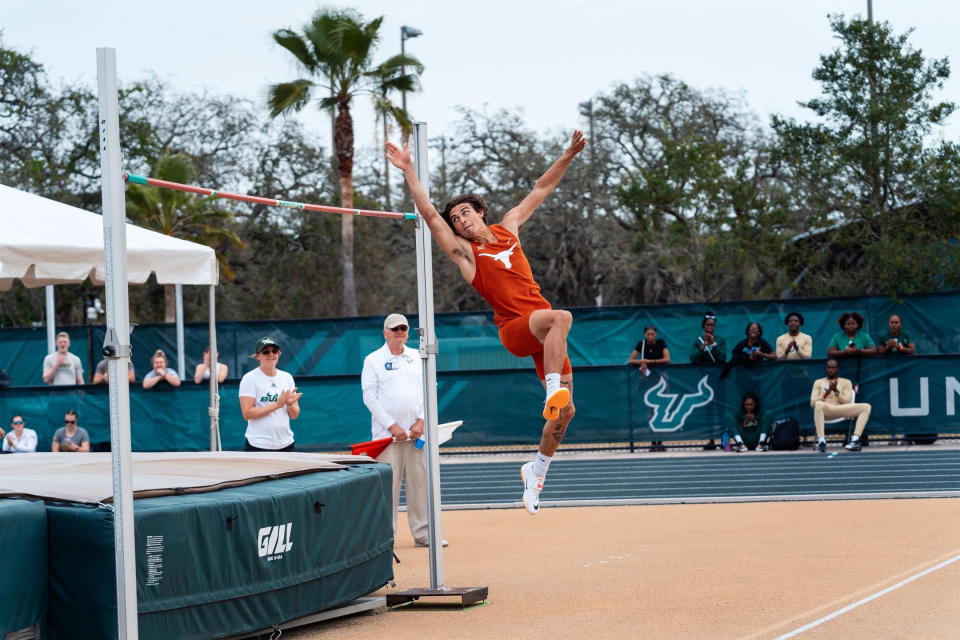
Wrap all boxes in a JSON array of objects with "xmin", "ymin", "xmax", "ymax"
[
  {"xmin": 578, "ymin": 99, "xmax": 596, "ymax": 217},
  {"xmin": 400, "ymin": 25, "xmax": 422, "ymax": 116}
]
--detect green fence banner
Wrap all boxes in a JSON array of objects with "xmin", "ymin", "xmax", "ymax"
[
  {"xmin": 2, "ymin": 292, "xmax": 958, "ymax": 386},
  {"xmin": 1, "ymin": 355, "xmax": 956, "ymax": 451}
]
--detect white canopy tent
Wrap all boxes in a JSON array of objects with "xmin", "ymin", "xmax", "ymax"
[
  {"xmin": 0, "ymin": 183, "xmax": 218, "ymax": 289},
  {"xmin": 0, "ymin": 181, "xmax": 223, "ymax": 450}
]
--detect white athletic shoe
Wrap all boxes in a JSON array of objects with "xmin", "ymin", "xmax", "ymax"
[{"xmin": 520, "ymin": 461, "xmax": 544, "ymax": 515}]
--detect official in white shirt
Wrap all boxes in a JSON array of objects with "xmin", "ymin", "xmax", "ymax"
[
  {"xmin": 361, "ymin": 313, "xmax": 445, "ymax": 548},
  {"xmin": 239, "ymin": 337, "xmax": 302, "ymax": 451}
]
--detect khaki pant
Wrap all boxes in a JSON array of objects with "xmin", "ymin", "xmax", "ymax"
[
  {"xmin": 813, "ymin": 401, "xmax": 871, "ymax": 439},
  {"xmin": 375, "ymin": 440, "xmax": 428, "ymax": 545}
]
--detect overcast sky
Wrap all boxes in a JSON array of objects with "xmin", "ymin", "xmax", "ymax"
[{"xmin": 1, "ymin": 0, "xmax": 958, "ymax": 155}]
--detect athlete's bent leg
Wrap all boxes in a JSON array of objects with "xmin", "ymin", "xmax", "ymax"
[
  {"xmin": 522, "ymin": 375, "xmax": 574, "ymax": 515},
  {"xmin": 528, "ymin": 309, "xmax": 572, "ymax": 375},
  {"xmin": 529, "ymin": 309, "xmax": 573, "ymax": 418},
  {"xmin": 538, "ymin": 376, "xmax": 575, "ymax": 457}
]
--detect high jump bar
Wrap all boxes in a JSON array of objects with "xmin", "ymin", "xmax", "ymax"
[{"xmin": 123, "ymin": 172, "xmax": 418, "ymax": 220}]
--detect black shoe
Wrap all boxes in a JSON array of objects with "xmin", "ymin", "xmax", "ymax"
[
  {"xmin": 844, "ymin": 440, "xmax": 862, "ymax": 451},
  {"xmin": 817, "ymin": 441, "xmax": 827, "ymax": 453},
  {"xmin": 703, "ymin": 439, "xmax": 717, "ymax": 451}
]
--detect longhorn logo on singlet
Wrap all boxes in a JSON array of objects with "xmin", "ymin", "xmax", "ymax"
[
  {"xmin": 643, "ymin": 375, "xmax": 715, "ymax": 432},
  {"xmin": 258, "ymin": 523, "xmax": 293, "ymax": 560},
  {"xmin": 478, "ymin": 242, "xmax": 517, "ymax": 269}
]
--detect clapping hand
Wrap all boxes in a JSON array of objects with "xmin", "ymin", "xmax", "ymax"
[{"xmin": 285, "ymin": 387, "xmax": 302, "ymax": 406}]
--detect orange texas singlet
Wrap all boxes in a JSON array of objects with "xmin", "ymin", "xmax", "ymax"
[{"xmin": 469, "ymin": 224, "xmax": 551, "ymax": 328}]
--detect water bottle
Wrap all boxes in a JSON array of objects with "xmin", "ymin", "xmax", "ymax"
[
  {"xmin": 721, "ymin": 430, "xmax": 730, "ymax": 451},
  {"xmin": 415, "ymin": 436, "xmax": 425, "ymax": 450}
]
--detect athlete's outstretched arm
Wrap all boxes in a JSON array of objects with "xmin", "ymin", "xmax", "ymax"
[
  {"xmin": 385, "ymin": 141, "xmax": 470, "ymax": 266},
  {"xmin": 501, "ymin": 130, "xmax": 587, "ymax": 233}
]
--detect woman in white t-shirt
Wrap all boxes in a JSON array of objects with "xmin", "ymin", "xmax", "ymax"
[{"xmin": 238, "ymin": 337, "xmax": 302, "ymax": 451}]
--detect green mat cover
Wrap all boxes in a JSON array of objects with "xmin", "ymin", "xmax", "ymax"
[
  {"xmin": 46, "ymin": 463, "xmax": 393, "ymax": 640},
  {"xmin": 0, "ymin": 498, "xmax": 46, "ymax": 638}
]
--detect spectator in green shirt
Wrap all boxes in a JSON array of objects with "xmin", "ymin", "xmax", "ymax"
[
  {"xmin": 876, "ymin": 314, "xmax": 915, "ymax": 356},
  {"xmin": 826, "ymin": 312, "xmax": 877, "ymax": 358},
  {"xmin": 730, "ymin": 392, "xmax": 769, "ymax": 452},
  {"xmin": 690, "ymin": 312, "xmax": 727, "ymax": 364}
]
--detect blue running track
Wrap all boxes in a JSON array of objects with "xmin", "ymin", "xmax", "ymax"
[{"xmin": 400, "ymin": 449, "xmax": 960, "ymax": 509}]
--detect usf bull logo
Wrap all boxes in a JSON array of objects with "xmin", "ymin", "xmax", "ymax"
[{"xmin": 643, "ymin": 375, "xmax": 714, "ymax": 432}]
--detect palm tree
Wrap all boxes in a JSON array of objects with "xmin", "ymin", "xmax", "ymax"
[
  {"xmin": 126, "ymin": 153, "xmax": 245, "ymax": 321},
  {"xmin": 371, "ymin": 56, "xmax": 423, "ymax": 210},
  {"xmin": 267, "ymin": 8, "xmax": 422, "ymax": 316}
]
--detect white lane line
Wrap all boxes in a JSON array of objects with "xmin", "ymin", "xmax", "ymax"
[{"xmin": 775, "ymin": 552, "xmax": 960, "ymax": 639}]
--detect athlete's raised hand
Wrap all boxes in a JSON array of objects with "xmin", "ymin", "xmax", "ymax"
[
  {"xmin": 384, "ymin": 141, "xmax": 412, "ymax": 171},
  {"xmin": 565, "ymin": 129, "xmax": 587, "ymax": 158}
]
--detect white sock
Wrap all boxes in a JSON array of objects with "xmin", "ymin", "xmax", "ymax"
[
  {"xmin": 734, "ymin": 435, "xmax": 744, "ymax": 444},
  {"xmin": 818, "ymin": 437, "xmax": 826, "ymax": 444},
  {"xmin": 759, "ymin": 433, "xmax": 766, "ymax": 443},
  {"xmin": 850, "ymin": 434, "xmax": 860, "ymax": 442},
  {"xmin": 531, "ymin": 452, "xmax": 551, "ymax": 478},
  {"xmin": 544, "ymin": 373, "xmax": 561, "ymax": 399}
]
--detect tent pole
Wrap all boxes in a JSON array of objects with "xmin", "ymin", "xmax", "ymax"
[
  {"xmin": 412, "ymin": 122, "xmax": 444, "ymax": 588},
  {"xmin": 209, "ymin": 284, "xmax": 220, "ymax": 452},
  {"xmin": 45, "ymin": 285, "xmax": 56, "ymax": 353},
  {"xmin": 97, "ymin": 46, "xmax": 139, "ymax": 640},
  {"xmin": 175, "ymin": 283, "xmax": 185, "ymax": 379}
]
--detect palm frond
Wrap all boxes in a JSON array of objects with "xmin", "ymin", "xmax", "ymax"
[
  {"xmin": 267, "ymin": 79, "xmax": 316, "ymax": 117},
  {"xmin": 272, "ymin": 29, "xmax": 316, "ymax": 74},
  {"xmin": 378, "ymin": 53, "xmax": 424, "ymax": 76}
]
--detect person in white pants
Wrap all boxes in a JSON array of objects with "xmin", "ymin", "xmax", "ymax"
[
  {"xmin": 809, "ymin": 358, "xmax": 872, "ymax": 452},
  {"xmin": 361, "ymin": 313, "xmax": 446, "ymax": 548}
]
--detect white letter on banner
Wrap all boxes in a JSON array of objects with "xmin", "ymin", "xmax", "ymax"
[
  {"xmin": 257, "ymin": 527, "xmax": 271, "ymax": 557},
  {"xmin": 890, "ymin": 377, "xmax": 929, "ymax": 417},
  {"xmin": 946, "ymin": 377, "xmax": 960, "ymax": 416}
]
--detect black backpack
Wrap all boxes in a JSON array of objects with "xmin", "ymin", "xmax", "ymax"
[{"xmin": 770, "ymin": 418, "xmax": 800, "ymax": 451}]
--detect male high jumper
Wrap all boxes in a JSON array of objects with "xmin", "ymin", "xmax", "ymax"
[{"xmin": 385, "ymin": 130, "xmax": 587, "ymax": 514}]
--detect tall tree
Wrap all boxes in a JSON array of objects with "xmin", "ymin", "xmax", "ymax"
[
  {"xmin": 596, "ymin": 75, "xmax": 787, "ymax": 303},
  {"xmin": 125, "ymin": 153, "xmax": 244, "ymax": 321},
  {"xmin": 772, "ymin": 14, "xmax": 958, "ymax": 296},
  {"xmin": 267, "ymin": 8, "xmax": 423, "ymax": 316}
]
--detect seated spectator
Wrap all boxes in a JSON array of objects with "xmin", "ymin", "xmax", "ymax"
[
  {"xmin": 827, "ymin": 312, "xmax": 877, "ymax": 358},
  {"xmin": 42, "ymin": 331, "xmax": 84, "ymax": 385},
  {"xmin": 776, "ymin": 311, "xmax": 812, "ymax": 359},
  {"xmin": 730, "ymin": 392, "xmax": 769, "ymax": 452},
  {"xmin": 51, "ymin": 409, "xmax": 90, "ymax": 452},
  {"xmin": 93, "ymin": 358, "xmax": 135, "ymax": 384},
  {"xmin": 142, "ymin": 349, "xmax": 182, "ymax": 389},
  {"xmin": 876, "ymin": 314, "xmax": 916, "ymax": 356},
  {"xmin": 690, "ymin": 312, "xmax": 727, "ymax": 364},
  {"xmin": 194, "ymin": 346, "xmax": 228, "ymax": 384},
  {"xmin": 3, "ymin": 414, "xmax": 37, "ymax": 453},
  {"xmin": 730, "ymin": 322, "xmax": 776, "ymax": 365},
  {"xmin": 628, "ymin": 325, "xmax": 670, "ymax": 377},
  {"xmin": 809, "ymin": 358, "xmax": 871, "ymax": 452}
]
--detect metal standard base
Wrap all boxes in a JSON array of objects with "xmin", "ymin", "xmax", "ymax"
[
  {"xmin": 387, "ymin": 586, "xmax": 488, "ymax": 608},
  {"xmin": 227, "ymin": 596, "xmax": 385, "ymax": 639}
]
